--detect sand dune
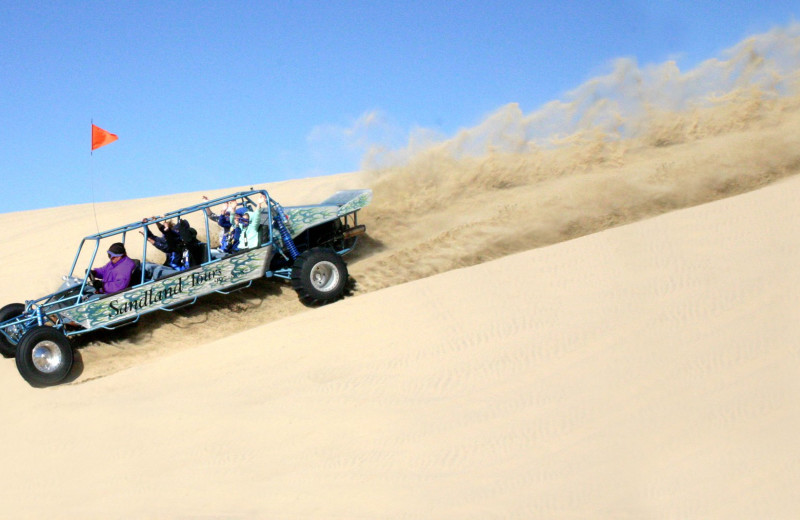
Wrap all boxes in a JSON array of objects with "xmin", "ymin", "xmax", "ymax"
[
  {"xmin": 2, "ymin": 23, "xmax": 799, "ymax": 518},
  {"xmin": 0, "ymin": 173, "xmax": 798, "ymax": 518}
]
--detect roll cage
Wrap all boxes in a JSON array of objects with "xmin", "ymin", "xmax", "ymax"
[
  {"xmin": 67, "ymin": 189, "xmax": 281, "ymax": 297},
  {"xmin": 3, "ymin": 189, "xmax": 288, "ymax": 339}
]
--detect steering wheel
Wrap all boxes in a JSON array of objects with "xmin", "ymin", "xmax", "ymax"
[{"xmin": 86, "ymin": 270, "xmax": 99, "ymax": 291}]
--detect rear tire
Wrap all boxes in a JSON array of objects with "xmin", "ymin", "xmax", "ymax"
[
  {"xmin": 291, "ymin": 248, "xmax": 348, "ymax": 305},
  {"xmin": 0, "ymin": 303, "xmax": 26, "ymax": 358},
  {"xmin": 15, "ymin": 326, "xmax": 73, "ymax": 387}
]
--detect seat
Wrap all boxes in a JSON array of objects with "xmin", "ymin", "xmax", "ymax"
[{"xmin": 129, "ymin": 259, "xmax": 143, "ymax": 288}]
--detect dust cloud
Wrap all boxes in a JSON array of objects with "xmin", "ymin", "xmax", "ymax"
[{"xmin": 353, "ymin": 23, "xmax": 800, "ymax": 291}]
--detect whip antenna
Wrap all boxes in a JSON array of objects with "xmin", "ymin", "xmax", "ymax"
[{"xmin": 89, "ymin": 119, "xmax": 100, "ymax": 234}]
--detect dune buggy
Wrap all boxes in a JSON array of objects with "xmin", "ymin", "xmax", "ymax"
[{"xmin": 0, "ymin": 188, "xmax": 371, "ymax": 386}]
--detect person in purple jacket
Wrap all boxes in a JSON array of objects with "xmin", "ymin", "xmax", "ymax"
[{"xmin": 91, "ymin": 242, "xmax": 136, "ymax": 294}]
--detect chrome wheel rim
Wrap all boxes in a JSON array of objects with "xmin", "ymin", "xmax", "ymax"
[
  {"xmin": 310, "ymin": 261, "xmax": 339, "ymax": 292},
  {"xmin": 32, "ymin": 341, "xmax": 63, "ymax": 374}
]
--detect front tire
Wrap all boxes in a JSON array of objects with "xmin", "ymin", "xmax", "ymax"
[
  {"xmin": 291, "ymin": 248, "xmax": 348, "ymax": 305},
  {"xmin": 0, "ymin": 303, "xmax": 26, "ymax": 358},
  {"xmin": 15, "ymin": 326, "xmax": 74, "ymax": 387}
]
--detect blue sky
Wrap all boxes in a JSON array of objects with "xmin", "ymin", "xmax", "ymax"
[{"xmin": 0, "ymin": 1, "xmax": 796, "ymax": 213}]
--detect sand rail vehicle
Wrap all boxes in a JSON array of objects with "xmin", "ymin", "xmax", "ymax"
[{"xmin": 0, "ymin": 188, "xmax": 371, "ymax": 387}]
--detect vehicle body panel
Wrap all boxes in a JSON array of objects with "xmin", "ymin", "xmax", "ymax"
[
  {"xmin": 59, "ymin": 246, "xmax": 273, "ymax": 330},
  {"xmin": 284, "ymin": 189, "xmax": 372, "ymax": 237}
]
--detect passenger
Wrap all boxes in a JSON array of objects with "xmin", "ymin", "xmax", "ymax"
[
  {"xmin": 202, "ymin": 198, "xmax": 241, "ymax": 258},
  {"xmin": 177, "ymin": 220, "xmax": 206, "ymax": 267},
  {"xmin": 91, "ymin": 242, "xmax": 136, "ymax": 294},
  {"xmin": 140, "ymin": 218, "xmax": 183, "ymax": 280},
  {"xmin": 144, "ymin": 218, "xmax": 183, "ymax": 269},
  {"xmin": 144, "ymin": 219, "xmax": 205, "ymax": 280},
  {"xmin": 233, "ymin": 193, "xmax": 267, "ymax": 250}
]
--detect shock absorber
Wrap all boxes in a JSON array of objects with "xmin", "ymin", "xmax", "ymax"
[{"xmin": 273, "ymin": 202, "xmax": 300, "ymax": 259}]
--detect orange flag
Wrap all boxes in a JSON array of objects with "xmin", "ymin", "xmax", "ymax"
[{"xmin": 91, "ymin": 124, "xmax": 118, "ymax": 151}]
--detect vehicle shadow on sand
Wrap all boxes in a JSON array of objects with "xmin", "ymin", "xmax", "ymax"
[
  {"xmin": 64, "ymin": 278, "xmax": 289, "ymax": 383},
  {"xmin": 63, "ymin": 249, "xmax": 378, "ymax": 385}
]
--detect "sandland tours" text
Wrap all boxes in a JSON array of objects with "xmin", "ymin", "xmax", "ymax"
[{"xmin": 107, "ymin": 268, "xmax": 225, "ymax": 317}]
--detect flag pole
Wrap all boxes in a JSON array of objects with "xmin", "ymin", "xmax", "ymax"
[
  {"xmin": 90, "ymin": 119, "xmax": 100, "ymax": 233},
  {"xmin": 88, "ymin": 121, "xmax": 118, "ymax": 233}
]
